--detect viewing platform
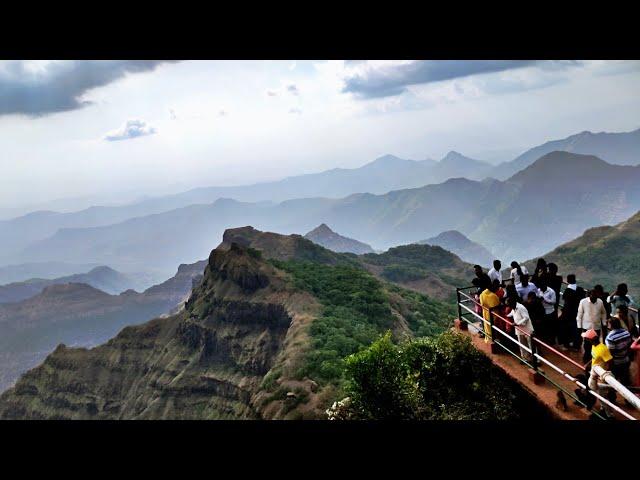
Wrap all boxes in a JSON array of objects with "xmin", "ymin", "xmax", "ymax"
[{"xmin": 455, "ymin": 285, "xmax": 640, "ymax": 421}]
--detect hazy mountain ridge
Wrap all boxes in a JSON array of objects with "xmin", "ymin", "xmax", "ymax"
[
  {"xmin": 18, "ymin": 152, "xmax": 640, "ymax": 269},
  {"xmin": 493, "ymin": 127, "xmax": 640, "ymax": 180},
  {"xmin": 0, "ymin": 266, "xmax": 140, "ymax": 304},
  {"xmin": 2, "ymin": 126, "xmax": 639, "ymax": 272},
  {"xmin": 0, "ymin": 152, "xmax": 488, "ymax": 266},
  {"xmin": 0, "ymin": 259, "xmax": 206, "ymax": 392},
  {"xmin": 419, "ymin": 230, "xmax": 495, "ymax": 267}
]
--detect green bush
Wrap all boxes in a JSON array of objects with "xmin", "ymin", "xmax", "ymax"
[
  {"xmin": 344, "ymin": 331, "xmax": 545, "ymax": 420},
  {"xmin": 272, "ymin": 260, "xmax": 395, "ymax": 384}
]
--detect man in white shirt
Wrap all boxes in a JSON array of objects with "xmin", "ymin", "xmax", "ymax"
[
  {"xmin": 537, "ymin": 281, "xmax": 557, "ymax": 344},
  {"xmin": 488, "ymin": 260, "xmax": 502, "ymax": 286},
  {"xmin": 507, "ymin": 297, "xmax": 533, "ymax": 361},
  {"xmin": 577, "ymin": 288, "xmax": 608, "ymax": 363}
]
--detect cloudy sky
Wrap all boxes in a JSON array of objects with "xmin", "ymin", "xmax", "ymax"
[{"xmin": 1, "ymin": 60, "xmax": 639, "ymax": 209}]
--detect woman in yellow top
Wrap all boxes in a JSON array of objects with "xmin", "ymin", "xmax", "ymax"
[{"xmin": 480, "ymin": 283, "xmax": 501, "ymax": 343}]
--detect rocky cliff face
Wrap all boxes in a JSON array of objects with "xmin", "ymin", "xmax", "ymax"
[{"xmin": 0, "ymin": 241, "xmax": 327, "ymax": 419}]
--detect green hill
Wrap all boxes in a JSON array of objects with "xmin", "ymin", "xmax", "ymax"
[{"xmin": 541, "ymin": 211, "xmax": 640, "ymax": 295}]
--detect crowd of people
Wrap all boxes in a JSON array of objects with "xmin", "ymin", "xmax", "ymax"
[{"xmin": 471, "ymin": 258, "xmax": 639, "ymax": 419}]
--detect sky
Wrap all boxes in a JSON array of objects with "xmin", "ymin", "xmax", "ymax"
[{"xmin": 0, "ymin": 59, "xmax": 639, "ymax": 209}]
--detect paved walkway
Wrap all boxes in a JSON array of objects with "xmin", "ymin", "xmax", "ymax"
[{"xmin": 457, "ymin": 320, "xmax": 638, "ymax": 420}]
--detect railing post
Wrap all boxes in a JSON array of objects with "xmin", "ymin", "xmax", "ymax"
[
  {"xmin": 489, "ymin": 306, "xmax": 500, "ymax": 354},
  {"xmin": 454, "ymin": 288, "xmax": 467, "ymax": 331},
  {"xmin": 528, "ymin": 333, "xmax": 544, "ymax": 385}
]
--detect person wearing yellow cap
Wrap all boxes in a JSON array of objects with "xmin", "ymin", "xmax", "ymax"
[{"xmin": 582, "ymin": 328, "xmax": 614, "ymax": 419}]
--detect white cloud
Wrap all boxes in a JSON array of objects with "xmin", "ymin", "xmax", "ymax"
[
  {"xmin": 286, "ymin": 84, "xmax": 299, "ymax": 96},
  {"xmin": 104, "ymin": 119, "xmax": 157, "ymax": 142}
]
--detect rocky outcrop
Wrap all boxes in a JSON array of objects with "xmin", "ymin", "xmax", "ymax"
[
  {"xmin": 0, "ymin": 240, "xmax": 324, "ymax": 419},
  {"xmin": 304, "ymin": 224, "xmax": 374, "ymax": 255}
]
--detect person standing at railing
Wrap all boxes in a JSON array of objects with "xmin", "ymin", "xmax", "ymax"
[
  {"xmin": 472, "ymin": 265, "xmax": 492, "ymax": 316},
  {"xmin": 605, "ymin": 316, "xmax": 633, "ymax": 386},
  {"xmin": 488, "ymin": 260, "xmax": 503, "ymax": 286},
  {"xmin": 516, "ymin": 274, "xmax": 537, "ymax": 301},
  {"xmin": 510, "ymin": 261, "xmax": 528, "ymax": 286},
  {"xmin": 547, "ymin": 263, "xmax": 562, "ymax": 308},
  {"xmin": 537, "ymin": 280, "xmax": 557, "ymax": 345},
  {"xmin": 525, "ymin": 291, "xmax": 546, "ymax": 344},
  {"xmin": 577, "ymin": 289, "xmax": 608, "ymax": 363},
  {"xmin": 531, "ymin": 258, "xmax": 548, "ymax": 289},
  {"xmin": 507, "ymin": 296, "xmax": 534, "ymax": 361},
  {"xmin": 561, "ymin": 274, "xmax": 585, "ymax": 352},
  {"xmin": 582, "ymin": 329, "xmax": 614, "ymax": 419},
  {"xmin": 480, "ymin": 282, "xmax": 501, "ymax": 343},
  {"xmin": 612, "ymin": 305, "xmax": 635, "ymax": 335},
  {"xmin": 608, "ymin": 283, "xmax": 638, "ymax": 335},
  {"xmin": 596, "ymin": 285, "xmax": 613, "ymax": 338}
]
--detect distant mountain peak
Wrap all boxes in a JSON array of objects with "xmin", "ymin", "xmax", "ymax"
[
  {"xmin": 304, "ymin": 224, "xmax": 374, "ymax": 255},
  {"xmin": 307, "ymin": 223, "xmax": 333, "ymax": 235},
  {"xmin": 441, "ymin": 150, "xmax": 468, "ymax": 162},
  {"xmin": 420, "ymin": 230, "xmax": 495, "ymax": 267}
]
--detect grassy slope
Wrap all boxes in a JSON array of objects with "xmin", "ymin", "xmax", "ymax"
[{"xmin": 542, "ymin": 211, "xmax": 640, "ymax": 294}]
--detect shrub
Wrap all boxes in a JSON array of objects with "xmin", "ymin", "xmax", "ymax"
[{"xmin": 344, "ymin": 331, "xmax": 544, "ymax": 420}]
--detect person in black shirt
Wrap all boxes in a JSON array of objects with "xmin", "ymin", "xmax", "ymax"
[
  {"xmin": 525, "ymin": 290, "xmax": 546, "ymax": 343},
  {"xmin": 560, "ymin": 274, "xmax": 585, "ymax": 351},
  {"xmin": 531, "ymin": 258, "xmax": 548, "ymax": 289},
  {"xmin": 594, "ymin": 284, "xmax": 611, "ymax": 336},
  {"xmin": 546, "ymin": 263, "xmax": 563, "ymax": 303},
  {"xmin": 472, "ymin": 264, "xmax": 491, "ymax": 294}
]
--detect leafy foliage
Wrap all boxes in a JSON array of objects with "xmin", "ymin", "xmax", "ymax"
[
  {"xmin": 344, "ymin": 331, "xmax": 549, "ymax": 420},
  {"xmin": 388, "ymin": 285, "xmax": 455, "ymax": 337},
  {"xmin": 272, "ymin": 259, "xmax": 395, "ymax": 384}
]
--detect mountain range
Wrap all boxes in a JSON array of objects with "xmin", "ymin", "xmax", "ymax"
[
  {"xmin": 494, "ymin": 127, "xmax": 640, "ymax": 180},
  {"xmin": 0, "ymin": 151, "xmax": 489, "ymax": 267},
  {"xmin": 0, "ymin": 259, "xmax": 206, "ymax": 392},
  {"xmin": 304, "ymin": 224, "xmax": 374, "ymax": 254},
  {"xmin": 0, "ymin": 266, "xmax": 140, "ymax": 304},
  {"xmin": 1, "ymin": 126, "xmax": 638, "ymax": 275},
  {"xmin": 15, "ymin": 151, "xmax": 640, "ymax": 270}
]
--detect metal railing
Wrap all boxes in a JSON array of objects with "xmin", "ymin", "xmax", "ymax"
[{"xmin": 456, "ymin": 285, "xmax": 639, "ymax": 420}]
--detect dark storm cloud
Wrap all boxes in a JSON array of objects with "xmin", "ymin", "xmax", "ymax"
[
  {"xmin": 0, "ymin": 60, "xmax": 176, "ymax": 116},
  {"xmin": 342, "ymin": 60, "xmax": 581, "ymax": 99}
]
